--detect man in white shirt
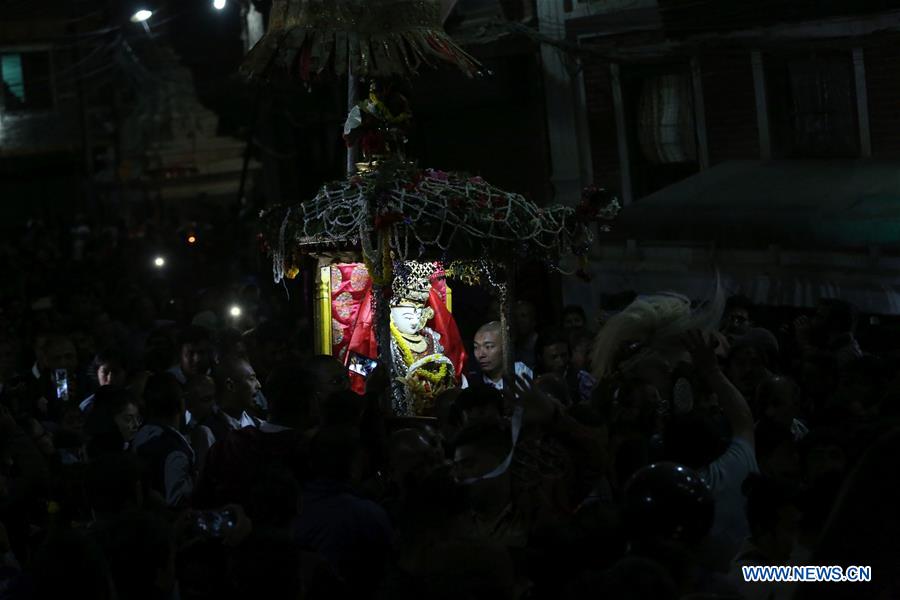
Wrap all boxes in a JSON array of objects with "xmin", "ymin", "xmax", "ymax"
[
  {"xmin": 465, "ymin": 321, "xmax": 532, "ymax": 392},
  {"xmin": 206, "ymin": 355, "xmax": 263, "ymax": 443}
]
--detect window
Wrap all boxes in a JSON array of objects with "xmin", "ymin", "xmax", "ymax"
[
  {"xmin": 1, "ymin": 51, "xmax": 54, "ymax": 111},
  {"xmin": 623, "ymin": 62, "xmax": 701, "ymax": 198},
  {"xmin": 766, "ymin": 51, "xmax": 858, "ymax": 158}
]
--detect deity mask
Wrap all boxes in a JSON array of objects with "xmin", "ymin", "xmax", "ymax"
[
  {"xmin": 390, "ymin": 264, "xmax": 435, "ymax": 335},
  {"xmin": 390, "ymin": 301, "xmax": 435, "ymax": 336}
]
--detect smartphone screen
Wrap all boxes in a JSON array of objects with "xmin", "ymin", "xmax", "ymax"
[
  {"xmin": 54, "ymin": 369, "xmax": 69, "ymax": 401},
  {"xmin": 348, "ymin": 352, "xmax": 378, "ymax": 378},
  {"xmin": 195, "ymin": 509, "xmax": 236, "ymax": 539}
]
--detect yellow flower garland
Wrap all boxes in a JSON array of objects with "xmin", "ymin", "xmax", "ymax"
[{"xmin": 390, "ymin": 320, "xmax": 450, "ymax": 385}]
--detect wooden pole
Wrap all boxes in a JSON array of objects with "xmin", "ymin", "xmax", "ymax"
[{"xmin": 346, "ymin": 61, "xmax": 357, "ymax": 175}]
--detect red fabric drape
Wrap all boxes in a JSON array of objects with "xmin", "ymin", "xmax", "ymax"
[
  {"xmin": 345, "ymin": 281, "xmax": 377, "ymax": 394},
  {"xmin": 427, "ymin": 287, "xmax": 467, "ymax": 381}
]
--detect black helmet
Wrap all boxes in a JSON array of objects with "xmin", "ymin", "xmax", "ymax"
[{"xmin": 623, "ymin": 462, "xmax": 714, "ymax": 545}]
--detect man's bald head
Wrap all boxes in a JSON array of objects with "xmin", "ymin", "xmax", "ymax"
[{"xmin": 476, "ymin": 321, "xmax": 502, "ymax": 338}]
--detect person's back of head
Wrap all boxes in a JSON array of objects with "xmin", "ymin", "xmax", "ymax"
[
  {"xmin": 817, "ymin": 298, "xmax": 857, "ymax": 335},
  {"xmin": 86, "ymin": 453, "xmax": 143, "ymax": 518},
  {"xmin": 142, "ymin": 327, "xmax": 176, "ymax": 373},
  {"xmin": 450, "ymin": 420, "xmax": 512, "ymax": 484},
  {"xmin": 388, "ymin": 428, "xmax": 443, "ymax": 490},
  {"xmin": 177, "ymin": 324, "xmax": 212, "ymax": 353},
  {"xmin": 309, "ymin": 425, "xmax": 364, "ymax": 482},
  {"xmin": 143, "ymin": 372, "xmax": 183, "ymax": 423},
  {"xmin": 320, "ymin": 389, "xmax": 364, "ymax": 428},
  {"xmin": 215, "ymin": 327, "xmax": 248, "ymax": 362},
  {"xmin": 264, "ymin": 362, "xmax": 314, "ymax": 428},
  {"xmin": 454, "ymin": 386, "xmax": 504, "ymax": 424},
  {"xmin": 250, "ymin": 319, "xmax": 291, "ymax": 364},
  {"xmin": 725, "ymin": 294, "xmax": 754, "ymax": 314},
  {"xmin": 86, "ymin": 387, "xmax": 138, "ymax": 458},
  {"xmin": 723, "ymin": 295, "xmax": 754, "ymax": 323},
  {"xmin": 305, "ymin": 354, "xmax": 351, "ymax": 400},
  {"xmin": 450, "ymin": 420, "xmax": 511, "ymax": 458}
]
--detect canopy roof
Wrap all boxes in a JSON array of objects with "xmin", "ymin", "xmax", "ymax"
[{"xmin": 261, "ymin": 160, "xmax": 616, "ymax": 282}]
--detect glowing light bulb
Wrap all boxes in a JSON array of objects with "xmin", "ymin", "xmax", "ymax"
[
  {"xmin": 229, "ymin": 305, "xmax": 242, "ymax": 318},
  {"xmin": 153, "ymin": 256, "xmax": 166, "ymax": 268},
  {"xmin": 187, "ymin": 235, "xmax": 197, "ymax": 244},
  {"xmin": 213, "ymin": 0, "xmax": 226, "ymax": 9},
  {"xmin": 130, "ymin": 9, "xmax": 152, "ymax": 22}
]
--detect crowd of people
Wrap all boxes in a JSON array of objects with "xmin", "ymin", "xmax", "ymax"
[{"xmin": 0, "ymin": 217, "xmax": 897, "ymax": 600}]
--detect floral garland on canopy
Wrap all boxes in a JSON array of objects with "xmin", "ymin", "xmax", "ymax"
[{"xmin": 261, "ymin": 160, "xmax": 620, "ymax": 285}]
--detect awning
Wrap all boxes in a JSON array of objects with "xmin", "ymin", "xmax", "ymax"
[
  {"xmin": 563, "ymin": 160, "xmax": 900, "ymax": 315},
  {"xmin": 615, "ymin": 160, "xmax": 900, "ymax": 251}
]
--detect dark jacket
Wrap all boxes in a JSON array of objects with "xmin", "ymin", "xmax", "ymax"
[
  {"xmin": 133, "ymin": 423, "xmax": 194, "ymax": 508},
  {"xmin": 193, "ymin": 426, "xmax": 308, "ymax": 510}
]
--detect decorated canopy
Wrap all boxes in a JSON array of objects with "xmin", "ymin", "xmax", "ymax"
[
  {"xmin": 249, "ymin": 1, "xmax": 620, "ymax": 416},
  {"xmin": 242, "ymin": 0, "xmax": 482, "ymax": 81},
  {"xmin": 260, "ymin": 158, "xmax": 619, "ymax": 285}
]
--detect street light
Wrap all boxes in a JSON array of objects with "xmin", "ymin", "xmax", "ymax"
[
  {"xmin": 213, "ymin": 0, "xmax": 227, "ymax": 10},
  {"xmin": 153, "ymin": 256, "xmax": 166, "ymax": 268},
  {"xmin": 130, "ymin": 9, "xmax": 153, "ymax": 23}
]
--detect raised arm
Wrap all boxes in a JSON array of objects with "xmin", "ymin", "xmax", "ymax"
[{"xmin": 683, "ymin": 330, "xmax": 755, "ymax": 446}]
